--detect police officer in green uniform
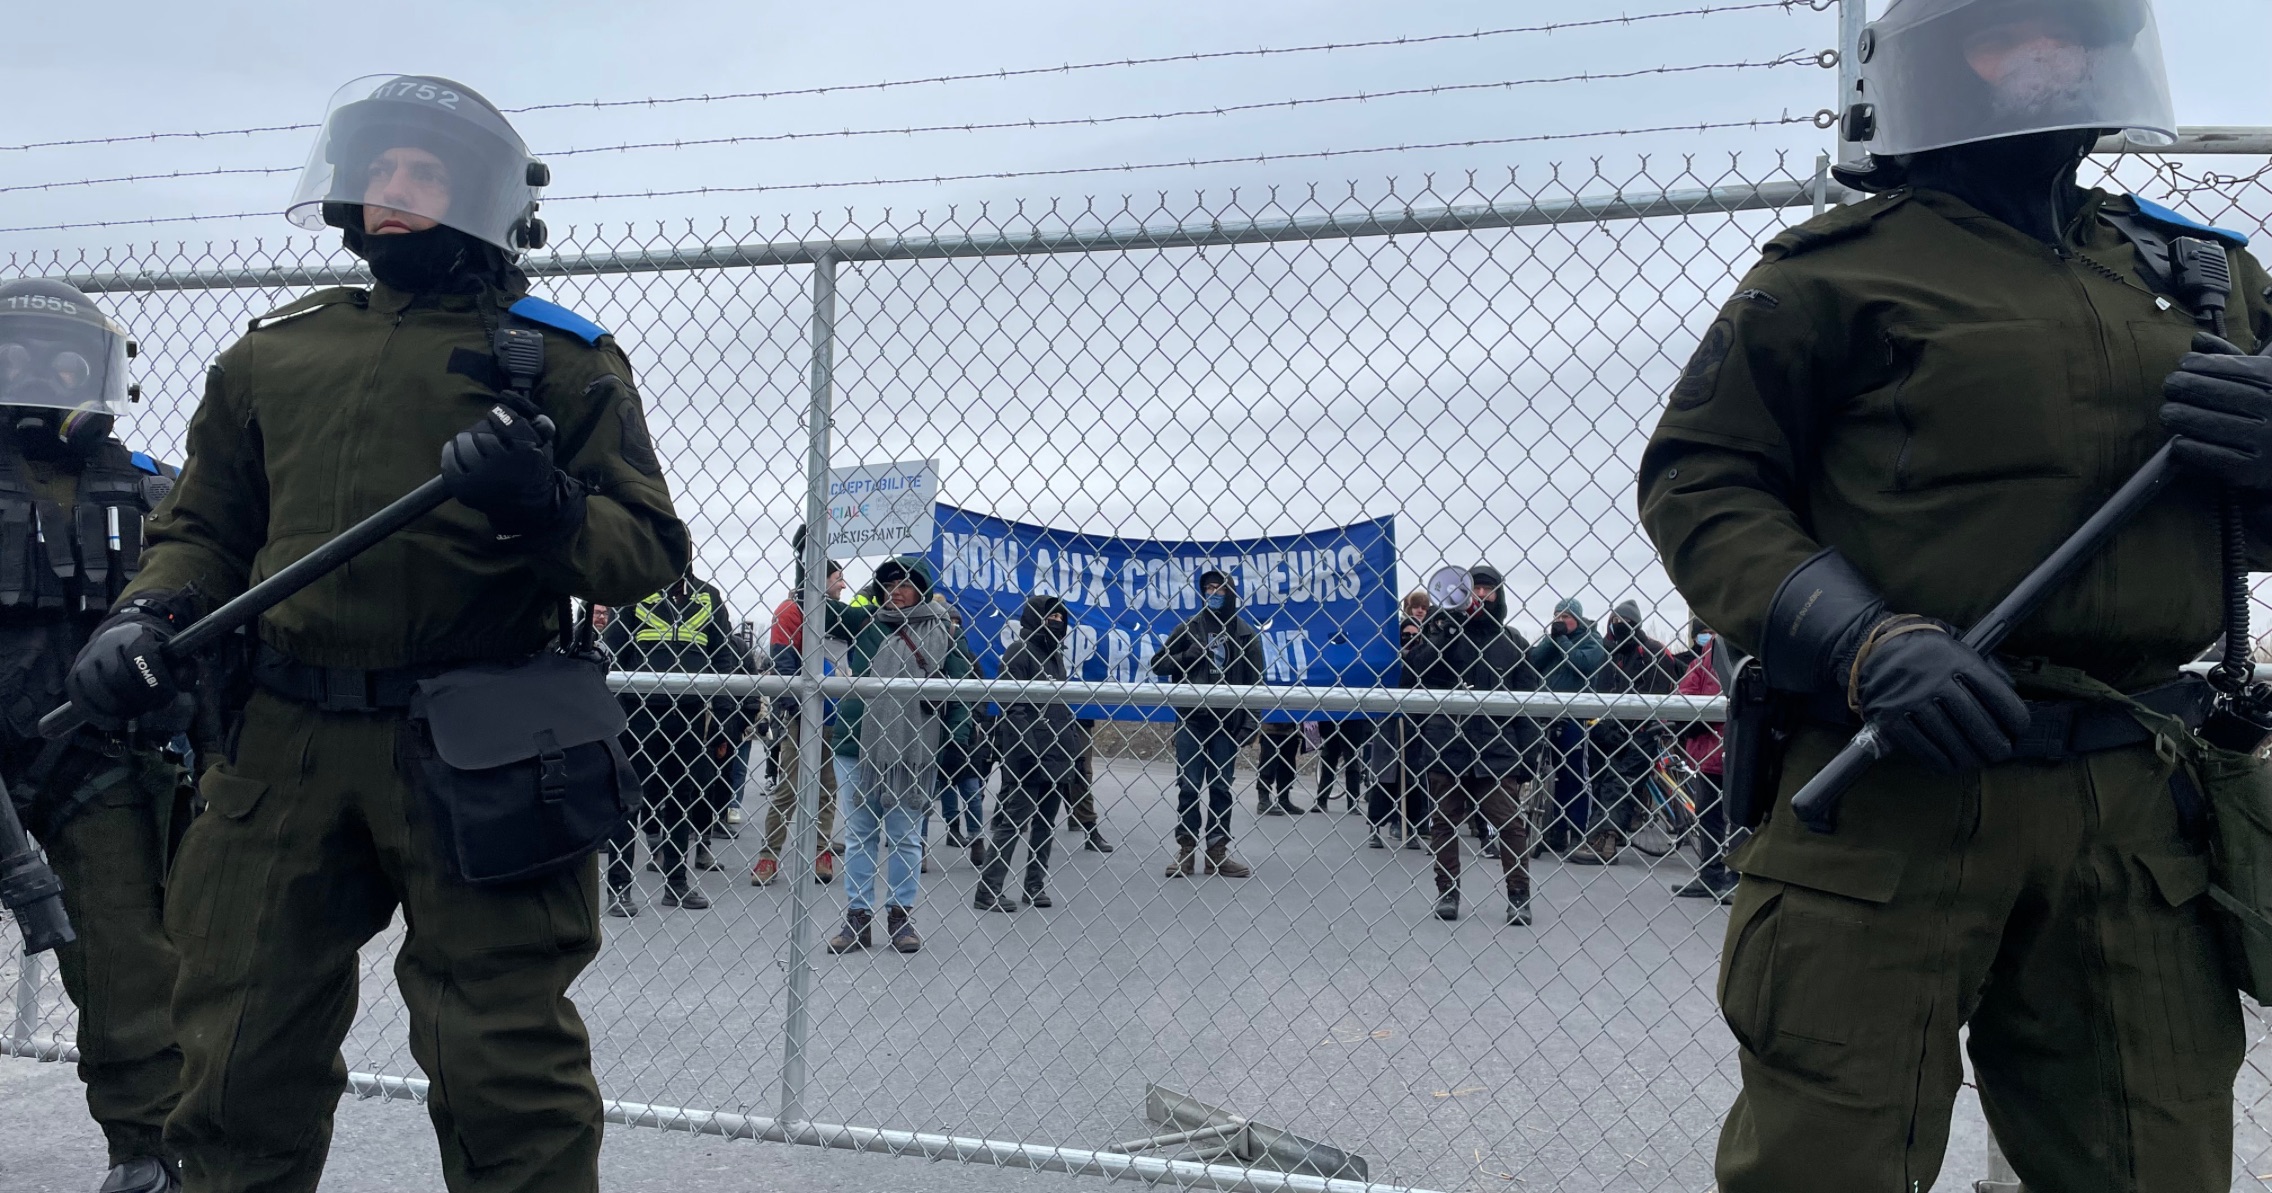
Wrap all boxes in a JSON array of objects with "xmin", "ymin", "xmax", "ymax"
[
  {"xmin": 1639, "ymin": 2, "xmax": 2272, "ymax": 1188},
  {"xmin": 0, "ymin": 279, "xmax": 185, "ymax": 1193},
  {"xmin": 62, "ymin": 75, "xmax": 688, "ymax": 1193}
]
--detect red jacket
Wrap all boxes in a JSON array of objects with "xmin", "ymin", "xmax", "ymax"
[{"xmin": 1675, "ymin": 642, "xmax": 1724, "ymax": 776}]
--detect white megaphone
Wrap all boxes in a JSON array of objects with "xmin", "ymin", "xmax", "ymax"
[{"xmin": 1426, "ymin": 566, "xmax": 1474, "ymax": 612}]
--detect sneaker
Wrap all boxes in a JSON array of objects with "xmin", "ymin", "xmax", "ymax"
[
  {"xmin": 1482, "ymin": 836, "xmax": 1502, "ymax": 860},
  {"xmin": 1507, "ymin": 895, "xmax": 1533, "ymax": 927},
  {"xmin": 725, "ymin": 807, "xmax": 743, "ymax": 826},
  {"xmin": 815, "ymin": 850, "xmax": 837, "ymax": 884},
  {"xmin": 605, "ymin": 889, "xmax": 640, "ymax": 918},
  {"xmin": 1434, "ymin": 890, "xmax": 1460, "ymax": 921},
  {"xmin": 750, "ymin": 856, "xmax": 779, "ymax": 887}
]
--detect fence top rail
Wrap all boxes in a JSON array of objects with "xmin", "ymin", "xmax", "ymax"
[
  {"xmin": 56, "ymin": 176, "xmax": 1836, "ymax": 294},
  {"xmin": 609, "ymin": 670, "xmax": 1728, "ymax": 720}
]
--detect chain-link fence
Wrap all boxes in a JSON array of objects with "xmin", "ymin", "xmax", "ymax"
[{"xmin": 8, "ymin": 147, "xmax": 2272, "ymax": 1192}]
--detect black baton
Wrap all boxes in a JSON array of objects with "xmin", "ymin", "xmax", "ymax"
[
  {"xmin": 0, "ymin": 769, "xmax": 73, "ymax": 954},
  {"xmin": 39, "ymin": 476, "xmax": 455, "ymax": 741},
  {"xmin": 1789, "ymin": 442, "xmax": 2180, "ymax": 833}
]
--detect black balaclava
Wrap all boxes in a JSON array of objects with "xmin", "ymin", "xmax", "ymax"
[
  {"xmin": 1020, "ymin": 595, "xmax": 1070, "ymax": 650},
  {"xmin": 1904, "ymin": 128, "xmax": 2101, "ymax": 246},
  {"xmin": 342, "ymin": 219, "xmax": 504, "ymax": 294}
]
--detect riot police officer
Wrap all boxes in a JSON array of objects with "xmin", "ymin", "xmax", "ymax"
[
  {"xmin": 0, "ymin": 279, "xmax": 185, "ymax": 1193},
  {"xmin": 64, "ymin": 75, "xmax": 688, "ymax": 1193},
  {"xmin": 1640, "ymin": 2, "xmax": 2270, "ymax": 1188}
]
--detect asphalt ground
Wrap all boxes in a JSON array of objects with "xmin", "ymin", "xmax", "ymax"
[{"xmin": 6, "ymin": 753, "xmax": 2265, "ymax": 1191}]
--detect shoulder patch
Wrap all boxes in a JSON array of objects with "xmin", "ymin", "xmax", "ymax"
[
  {"xmin": 128, "ymin": 451, "xmax": 160, "ymax": 475},
  {"xmin": 2124, "ymin": 194, "xmax": 2251, "ymax": 250},
  {"xmin": 1761, "ymin": 190, "xmax": 1910, "ymax": 262},
  {"xmin": 510, "ymin": 296, "xmax": 609, "ymax": 346},
  {"xmin": 248, "ymin": 287, "xmax": 361, "ymax": 331}
]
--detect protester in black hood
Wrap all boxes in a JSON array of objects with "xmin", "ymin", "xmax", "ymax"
[
  {"xmin": 1149, "ymin": 569, "xmax": 1265, "ymax": 878},
  {"xmin": 975, "ymin": 595, "xmax": 1089, "ymax": 911},
  {"xmin": 1573, "ymin": 599, "xmax": 1676, "ymax": 866},
  {"xmin": 1406, "ymin": 564, "xmax": 1543, "ymax": 926}
]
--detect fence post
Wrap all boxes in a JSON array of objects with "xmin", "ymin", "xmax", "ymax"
[
  {"xmin": 1837, "ymin": 0, "xmax": 1868, "ymax": 165},
  {"xmin": 779, "ymin": 251, "xmax": 839, "ymax": 1126},
  {"xmin": 11, "ymin": 949, "xmax": 38, "ymax": 1047}
]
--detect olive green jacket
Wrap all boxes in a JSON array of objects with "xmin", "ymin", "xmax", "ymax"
[
  {"xmin": 126, "ymin": 272, "xmax": 690, "ymax": 670},
  {"xmin": 1639, "ymin": 187, "xmax": 2272, "ymax": 691}
]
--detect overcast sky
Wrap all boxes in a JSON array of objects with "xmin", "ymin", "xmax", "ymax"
[{"xmin": 1, "ymin": 1, "xmax": 2265, "ymax": 642}]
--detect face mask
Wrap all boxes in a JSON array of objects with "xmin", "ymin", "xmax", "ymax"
[
  {"xmin": 1697, "ymin": 632, "xmax": 1715, "ymax": 646},
  {"xmin": 1204, "ymin": 592, "xmax": 1226, "ymax": 612}
]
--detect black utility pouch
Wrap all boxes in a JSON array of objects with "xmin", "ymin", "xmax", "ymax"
[{"xmin": 410, "ymin": 651, "xmax": 636, "ymax": 887}]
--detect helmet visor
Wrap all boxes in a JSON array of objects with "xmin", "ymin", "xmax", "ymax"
[
  {"xmin": 1864, "ymin": 0, "xmax": 2175, "ymax": 156},
  {"xmin": 0, "ymin": 300, "xmax": 131, "ymax": 415},
  {"xmin": 286, "ymin": 74, "xmax": 540, "ymax": 251}
]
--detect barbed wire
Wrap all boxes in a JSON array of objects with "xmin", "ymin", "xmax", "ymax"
[
  {"xmin": 554, "ymin": 115, "xmax": 1827, "ymax": 205},
  {"xmin": 0, "ymin": 1, "xmax": 1825, "ymax": 155},
  {"xmin": 544, "ymin": 53, "xmax": 1830, "ymax": 159},
  {"xmin": 0, "ymin": 113, "xmax": 1827, "ymax": 237},
  {"xmin": 0, "ymin": 53, "xmax": 1829, "ymax": 199}
]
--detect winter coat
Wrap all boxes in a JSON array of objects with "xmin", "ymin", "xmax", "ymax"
[
  {"xmin": 1528, "ymin": 622, "xmax": 1610, "ymax": 695},
  {"xmin": 603, "ymin": 576, "xmax": 760, "ymax": 750},
  {"xmin": 1593, "ymin": 625, "xmax": 1676, "ymax": 754},
  {"xmin": 997, "ymin": 597, "xmax": 1088, "ymax": 783},
  {"xmin": 829, "ymin": 557, "xmax": 972, "ymax": 811},
  {"xmin": 1676, "ymin": 641, "xmax": 1725, "ymax": 776},
  {"xmin": 1149, "ymin": 588, "xmax": 1266, "ymax": 742},
  {"xmin": 1404, "ymin": 595, "xmax": 1541, "ymax": 780}
]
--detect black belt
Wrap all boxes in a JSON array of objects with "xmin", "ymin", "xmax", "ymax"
[
  {"xmin": 2007, "ymin": 675, "xmax": 2213, "ymax": 762},
  {"xmin": 252, "ymin": 645, "xmax": 454, "ymax": 714}
]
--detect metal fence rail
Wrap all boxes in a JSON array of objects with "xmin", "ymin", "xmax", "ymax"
[{"xmin": 8, "ymin": 145, "xmax": 2272, "ymax": 1193}]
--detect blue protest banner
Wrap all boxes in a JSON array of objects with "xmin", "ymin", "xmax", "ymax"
[{"xmin": 928, "ymin": 504, "xmax": 1399, "ymax": 721}]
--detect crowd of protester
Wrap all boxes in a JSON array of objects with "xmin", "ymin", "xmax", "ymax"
[{"xmin": 593, "ymin": 554, "xmax": 1728, "ymax": 946}]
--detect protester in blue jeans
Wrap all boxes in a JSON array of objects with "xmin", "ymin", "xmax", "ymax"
[
  {"xmin": 824, "ymin": 556, "xmax": 970, "ymax": 954},
  {"xmin": 1149, "ymin": 570, "xmax": 1265, "ymax": 879}
]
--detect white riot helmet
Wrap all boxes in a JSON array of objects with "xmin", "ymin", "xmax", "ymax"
[
  {"xmin": 286, "ymin": 75, "xmax": 551, "ymax": 253},
  {"xmin": 1840, "ymin": 0, "xmax": 2175, "ymax": 180}
]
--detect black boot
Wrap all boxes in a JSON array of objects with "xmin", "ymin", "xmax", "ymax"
[
  {"xmin": 974, "ymin": 886, "xmax": 1019, "ymax": 912},
  {"xmin": 100, "ymin": 1157, "xmax": 179, "ymax": 1193},
  {"xmin": 1506, "ymin": 892, "xmax": 1533, "ymax": 927},
  {"xmin": 605, "ymin": 883, "xmax": 640, "ymax": 918},
  {"xmin": 1674, "ymin": 863, "xmax": 1738, "ymax": 902},
  {"xmin": 828, "ymin": 909, "xmax": 873, "ymax": 952},
  {"xmin": 659, "ymin": 829, "xmax": 710, "ymax": 909},
  {"xmin": 1082, "ymin": 822, "xmax": 1115, "ymax": 853},
  {"xmin": 1433, "ymin": 889, "xmax": 1460, "ymax": 921},
  {"xmin": 1365, "ymin": 830, "xmax": 1386, "ymax": 849}
]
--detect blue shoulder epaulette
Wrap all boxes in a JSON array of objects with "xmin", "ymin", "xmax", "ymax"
[
  {"xmin": 2126, "ymin": 194, "xmax": 2251, "ymax": 249},
  {"xmin": 509, "ymin": 296, "xmax": 609, "ymax": 346},
  {"xmin": 128, "ymin": 451, "xmax": 160, "ymax": 475}
]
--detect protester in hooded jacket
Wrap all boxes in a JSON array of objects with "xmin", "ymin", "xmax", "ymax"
[
  {"xmin": 1671, "ymin": 629, "xmax": 1735, "ymax": 902},
  {"xmin": 601, "ymin": 569, "xmax": 759, "ymax": 914},
  {"xmin": 1572, "ymin": 599, "xmax": 1677, "ymax": 866},
  {"xmin": 1365, "ymin": 588, "xmax": 1435, "ymax": 849},
  {"xmin": 976, "ymin": 595, "xmax": 1088, "ymax": 911},
  {"xmin": 1527, "ymin": 597, "xmax": 1609, "ymax": 853},
  {"xmin": 1407, "ymin": 564, "xmax": 1543, "ymax": 926},
  {"xmin": 823, "ymin": 556, "xmax": 970, "ymax": 955},
  {"xmin": 1149, "ymin": 569, "xmax": 1264, "ymax": 879}
]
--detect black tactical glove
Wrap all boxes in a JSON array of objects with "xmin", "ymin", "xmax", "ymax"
[
  {"xmin": 1762, "ymin": 549, "xmax": 2030, "ymax": 774},
  {"xmin": 439, "ymin": 403, "xmax": 585, "ymax": 539},
  {"xmin": 2161, "ymin": 335, "xmax": 2272, "ymax": 493},
  {"xmin": 65, "ymin": 595, "xmax": 187, "ymax": 722}
]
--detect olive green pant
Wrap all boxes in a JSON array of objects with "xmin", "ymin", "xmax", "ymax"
[
  {"xmin": 163, "ymin": 691, "xmax": 604, "ymax": 1193},
  {"xmin": 758, "ymin": 716, "xmax": 836, "ymax": 859},
  {"xmin": 1718, "ymin": 728, "xmax": 2241, "ymax": 1192},
  {"xmin": 33, "ymin": 747, "xmax": 183, "ymax": 1165}
]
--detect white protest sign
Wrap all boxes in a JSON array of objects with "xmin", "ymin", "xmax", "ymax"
[{"xmin": 825, "ymin": 458, "xmax": 938, "ymax": 559}]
